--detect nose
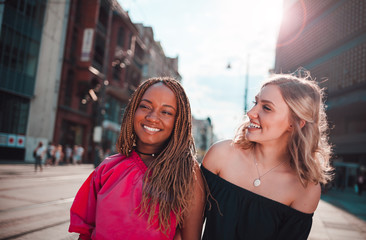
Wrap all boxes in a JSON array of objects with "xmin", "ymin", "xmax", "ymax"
[
  {"xmin": 145, "ymin": 110, "xmax": 159, "ymax": 122},
  {"xmin": 246, "ymin": 105, "xmax": 258, "ymax": 119}
]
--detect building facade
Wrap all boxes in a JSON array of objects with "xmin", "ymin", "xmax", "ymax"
[
  {"xmin": 192, "ymin": 117, "xmax": 214, "ymax": 163},
  {"xmin": 275, "ymin": 0, "xmax": 366, "ymax": 186},
  {"xmin": 54, "ymin": 0, "xmax": 182, "ymax": 164},
  {"xmin": 54, "ymin": 0, "xmax": 145, "ymax": 163},
  {"xmin": 135, "ymin": 24, "xmax": 182, "ymax": 82},
  {"xmin": 0, "ymin": 0, "xmax": 69, "ymax": 162},
  {"xmin": 0, "ymin": 0, "xmax": 181, "ymax": 163}
]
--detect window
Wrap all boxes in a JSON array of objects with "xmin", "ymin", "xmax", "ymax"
[
  {"xmin": 0, "ymin": 91, "xmax": 29, "ymax": 134},
  {"xmin": 92, "ymin": 34, "xmax": 106, "ymax": 71},
  {"xmin": 117, "ymin": 27, "xmax": 125, "ymax": 47}
]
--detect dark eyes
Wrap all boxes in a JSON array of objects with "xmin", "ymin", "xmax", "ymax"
[
  {"xmin": 252, "ymin": 101, "xmax": 271, "ymax": 111},
  {"xmin": 139, "ymin": 104, "xmax": 174, "ymax": 116},
  {"xmin": 263, "ymin": 105, "xmax": 271, "ymax": 111},
  {"xmin": 162, "ymin": 110, "xmax": 173, "ymax": 116},
  {"xmin": 139, "ymin": 104, "xmax": 150, "ymax": 110}
]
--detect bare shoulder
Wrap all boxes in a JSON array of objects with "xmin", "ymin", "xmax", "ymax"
[
  {"xmin": 201, "ymin": 139, "xmax": 236, "ymax": 174},
  {"xmin": 291, "ymin": 182, "xmax": 321, "ymax": 214}
]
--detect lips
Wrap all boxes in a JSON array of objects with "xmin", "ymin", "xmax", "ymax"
[
  {"xmin": 248, "ymin": 122, "xmax": 261, "ymax": 129},
  {"xmin": 143, "ymin": 125, "xmax": 161, "ymax": 132}
]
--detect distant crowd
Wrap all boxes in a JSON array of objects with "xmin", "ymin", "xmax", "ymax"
[{"xmin": 33, "ymin": 142, "xmax": 84, "ymax": 171}]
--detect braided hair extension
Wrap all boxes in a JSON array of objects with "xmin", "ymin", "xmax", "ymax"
[{"xmin": 116, "ymin": 77, "xmax": 197, "ymax": 234}]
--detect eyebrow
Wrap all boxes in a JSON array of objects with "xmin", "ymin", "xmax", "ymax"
[
  {"xmin": 141, "ymin": 99, "xmax": 177, "ymax": 111},
  {"xmin": 255, "ymin": 96, "xmax": 276, "ymax": 106}
]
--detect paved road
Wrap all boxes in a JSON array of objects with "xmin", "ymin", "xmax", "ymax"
[
  {"xmin": 0, "ymin": 164, "xmax": 93, "ymax": 240},
  {"xmin": 0, "ymin": 164, "xmax": 365, "ymax": 239}
]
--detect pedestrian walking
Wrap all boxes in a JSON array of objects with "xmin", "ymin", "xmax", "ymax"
[
  {"xmin": 54, "ymin": 144, "xmax": 64, "ymax": 165},
  {"xmin": 76, "ymin": 145, "xmax": 84, "ymax": 163},
  {"xmin": 69, "ymin": 77, "xmax": 206, "ymax": 239},
  {"xmin": 33, "ymin": 141, "xmax": 46, "ymax": 172},
  {"xmin": 45, "ymin": 142, "xmax": 56, "ymax": 166},
  {"xmin": 72, "ymin": 145, "xmax": 84, "ymax": 164},
  {"xmin": 336, "ymin": 167, "xmax": 345, "ymax": 191},
  {"xmin": 201, "ymin": 72, "xmax": 333, "ymax": 239},
  {"xmin": 357, "ymin": 170, "xmax": 365, "ymax": 196},
  {"xmin": 65, "ymin": 145, "xmax": 72, "ymax": 164}
]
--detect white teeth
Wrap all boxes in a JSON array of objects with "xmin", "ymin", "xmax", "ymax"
[
  {"xmin": 248, "ymin": 123, "xmax": 261, "ymax": 129},
  {"xmin": 144, "ymin": 125, "xmax": 160, "ymax": 132}
]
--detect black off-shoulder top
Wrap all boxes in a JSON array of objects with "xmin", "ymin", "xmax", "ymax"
[{"xmin": 201, "ymin": 165, "xmax": 313, "ymax": 240}]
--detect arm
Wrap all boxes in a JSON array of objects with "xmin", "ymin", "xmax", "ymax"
[
  {"xmin": 179, "ymin": 163, "xmax": 206, "ymax": 240},
  {"xmin": 202, "ymin": 140, "xmax": 233, "ymax": 174},
  {"xmin": 276, "ymin": 183, "xmax": 320, "ymax": 240},
  {"xmin": 69, "ymin": 171, "xmax": 100, "ymax": 239},
  {"xmin": 291, "ymin": 182, "xmax": 321, "ymax": 214}
]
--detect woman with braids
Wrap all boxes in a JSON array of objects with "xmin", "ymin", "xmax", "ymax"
[
  {"xmin": 69, "ymin": 77, "xmax": 205, "ymax": 239},
  {"xmin": 201, "ymin": 73, "xmax": 333, "ymax": 240}
]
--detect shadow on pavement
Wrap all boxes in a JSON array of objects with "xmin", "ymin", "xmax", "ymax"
[{"xmin": 321, "ymin": 187, "xmax": 366, "ymax": 222}]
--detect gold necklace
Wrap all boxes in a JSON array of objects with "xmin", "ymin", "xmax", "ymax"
[{"xmin": 253, "ymin": 152, "xmax": 287, "ymax": 187}]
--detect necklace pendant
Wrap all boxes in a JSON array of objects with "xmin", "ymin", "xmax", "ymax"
[{"xmin": 253, "ymin": 178, "xmax": 261, "ymax": 187}]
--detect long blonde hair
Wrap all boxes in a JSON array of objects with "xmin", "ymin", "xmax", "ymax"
[
  {"xmin": 234, "ymin": 73, "xmax": 333, "ymax": 186},
  {"xmin": 116, "ymin": 77, "xmax": 196, "ymax": 234}
]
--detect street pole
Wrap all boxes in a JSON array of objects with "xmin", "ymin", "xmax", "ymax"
[{"xmin": 244, "ymin": 54, "xmax": 250, "ymax": 114}]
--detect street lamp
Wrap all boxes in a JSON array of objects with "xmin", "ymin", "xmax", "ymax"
[{"xmin": 226, "ymin": 55, "xmax": 250, "ymax": 114}]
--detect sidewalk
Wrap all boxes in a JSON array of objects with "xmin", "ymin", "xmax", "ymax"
[
  {"xmin": 0, "ymin": 164, "xmax": 365, "ymax": 239},
  {"xmin": 309, "ymin": 188, "xmax": 366, "ymax": 240}
]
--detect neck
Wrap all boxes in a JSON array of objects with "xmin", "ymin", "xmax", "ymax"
[
  {"xmin": 134, "ymin": 148, "xmax": 158, "ymax": 157},
  {"xmin": 253, "ymin": 143, "xmax": 289, "ymax": 166}
]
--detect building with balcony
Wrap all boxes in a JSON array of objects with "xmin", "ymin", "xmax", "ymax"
[
  {"xmin": 54, "ymin": 0, "xmax": 181, "ymax": 163},
  {"xmin": 53, "ymin": 0, "xmax": 145, "ymax": 163},
  {"xmin": 0, "ymin": 0, "xmax": 181, "ymax": 163}
]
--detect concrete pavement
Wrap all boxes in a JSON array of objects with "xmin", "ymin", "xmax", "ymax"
[
  {"xmin": 0, "ymin": 164, "xmax": 365, "ymax": 239},
  {"xmin": 0, "ymin": 163, "xmax": 94, "ymax": 240},
  {"xmin": 310, "ymin": 196, "xmax": 366, "ymax": 239}
]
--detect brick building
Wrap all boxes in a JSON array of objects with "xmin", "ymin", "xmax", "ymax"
[
  {"xmin": 275, "ymin": 0, "xmax": 366, "ymax": 186},
  {"xmin": 0, "ymin": 0, "xmax": 181, "ymax": 163},
  {"xmin": 54, "ymin": 0, "xmax": 146, "ymax": 163}
]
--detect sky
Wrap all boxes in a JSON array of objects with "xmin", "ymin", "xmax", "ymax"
[{"xmin": 118, "ymin": 0, "xmax": 284, "ymax": 141}]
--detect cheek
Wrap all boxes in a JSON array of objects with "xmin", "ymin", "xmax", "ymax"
[
  {"xmin": 134, "ymin": 110, "xmax": 144, "ymax": 121},
  {"xmin": 133, "ymin": 113, "xmax": 142, "ymax": 129},
  {"xmin": 165, "ymin": 118, "xmax": 176, "ymax": 133}
]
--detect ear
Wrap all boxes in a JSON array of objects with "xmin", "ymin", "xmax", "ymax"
[
  {"xmin": 299, "ymin": 119, "xmax": 306, "ymax": 129},
  {"xmin": 288, "ymin": 119, "xmax": 306, "ymax": 131}
]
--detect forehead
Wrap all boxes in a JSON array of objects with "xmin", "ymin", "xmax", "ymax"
[
  {"xmin": 258, "ymin": 84, "xmax": 286, "ymax": 106},
  {"xmin": 142, "ymin": 83, "xmax": 177, "ymax": 106}
]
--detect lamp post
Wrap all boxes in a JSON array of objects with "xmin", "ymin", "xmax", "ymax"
[
  {"xmin": 227, "ymin": 54, "xmax": 250, "ymax": 114},
  {"xmin": 244, "ymin": 54, "xmax": 250, "ymax": 114}
]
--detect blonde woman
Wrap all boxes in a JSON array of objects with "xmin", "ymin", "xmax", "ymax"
[{"xmin": 201, "ymin": 73, "xmax": 333, "ymax": 239}]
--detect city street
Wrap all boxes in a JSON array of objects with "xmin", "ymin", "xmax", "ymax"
[
  {"xmin": 0, "ymin": 164, "xmax": 366, "ymax": 240},
  {"xmin": 0, "ymin": 164, "xmax": 93, "ymax": 240}
]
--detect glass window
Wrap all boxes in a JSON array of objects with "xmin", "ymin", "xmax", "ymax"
[
  {"xmin": 0, "ymin": 91, "xmax": 29, "ymax": 134},
  {"xmin": 117, "ymin": 27, "xmax": 125, "ymax": 47},
  {"xmin": 64, "ymin": 70, "xmax": 74, "ymax": 106},
  {"xmin": 92, "ymin": 34, "xmax": 105, "ymax": 71}
]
